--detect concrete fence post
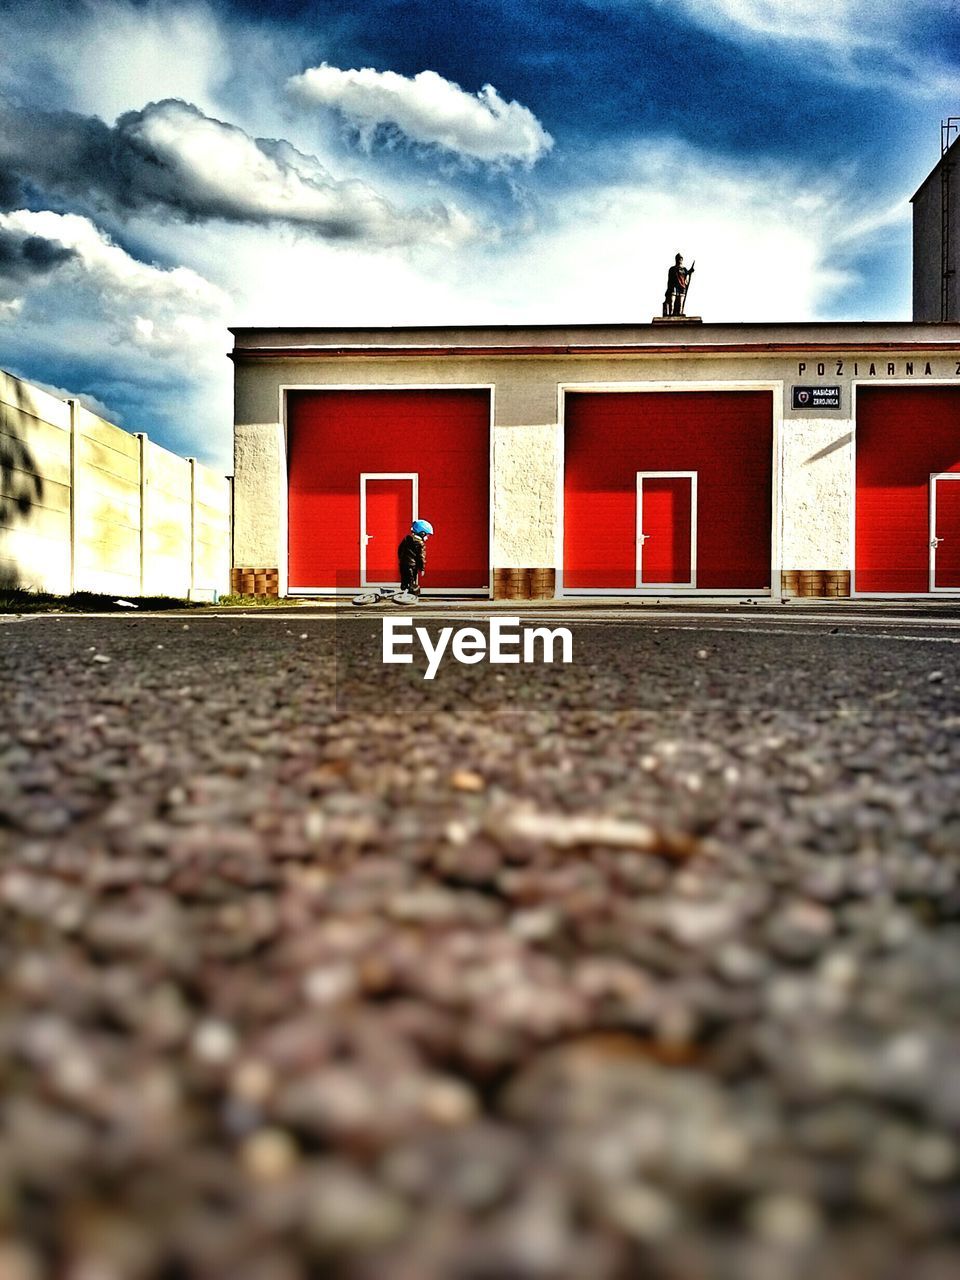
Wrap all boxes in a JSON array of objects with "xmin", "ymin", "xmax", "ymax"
[
  {"xmin": 228, "ymin": 474, "xmax": 234, "ymax": 594},
  {"xmin": 68, "ymin": 399, "xmax": 78, "ymax": 594},
  {"xmin": 136, "ymin": 433, "xmax": 148, "ymax": 596},
  {"xmin": 188, "ymin": 457, "xmax": 197, "ymax": 601}
]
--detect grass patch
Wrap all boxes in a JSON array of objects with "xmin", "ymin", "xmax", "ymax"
[
  {"xmin": 0, "ymin": 589, "xmax": 206, "ymax": 614},
  {"xmin": 215, "ymin": 594, "xmax": 301, "ymax": 608},
  {"xmin": 0, "ymin": 588, "xmax": 309, "ymax": 614}
]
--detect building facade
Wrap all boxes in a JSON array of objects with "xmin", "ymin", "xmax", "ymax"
[{"xmin": 231, "ymin": 321, "xmax": 960, "ymax": 599}]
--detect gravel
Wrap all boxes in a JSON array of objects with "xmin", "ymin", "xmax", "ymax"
[{"xmin": 1, "ymin": 612, "xmax": 959, "ymax": 1280}]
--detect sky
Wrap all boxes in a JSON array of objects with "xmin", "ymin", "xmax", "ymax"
[{"xmin": 1, "ymin": 0, "xmax": 958, "ymax": 470}]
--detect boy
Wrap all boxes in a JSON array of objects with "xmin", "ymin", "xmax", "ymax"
[{"xmin": 397, "ymin": 519, "xmax": 433, "ymax": 598}]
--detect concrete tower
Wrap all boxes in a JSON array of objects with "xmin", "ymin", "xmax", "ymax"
[{"xmin": 912, "ymin": 120, "xmax": 960, "ymax": 322}]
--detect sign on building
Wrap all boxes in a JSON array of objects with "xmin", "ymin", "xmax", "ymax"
[{"xmin": 792, "ymin": 386, "xmax": 842, "ymax": 410}]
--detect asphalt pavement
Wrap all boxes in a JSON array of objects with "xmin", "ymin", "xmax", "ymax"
[{"xmin": 2, "ymin": 608, "xmax": 959, "ymax": 1280}]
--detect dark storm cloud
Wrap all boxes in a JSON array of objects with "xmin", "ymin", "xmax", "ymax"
[
  {"xmin": 0, "ymin": 98, "xmax": 476, "ymax": 245},
  {"xmin": 0, "ymin": 166, "xmax": 21, "ymax": 210},
  {"xmin": 0, "ymin": 227, "xmax": 77, "ymax": 282},
  {"xmin": 0, "ymin": 99, "xmax": 279, "ymax": 222}
]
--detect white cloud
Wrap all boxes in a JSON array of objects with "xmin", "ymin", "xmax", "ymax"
[
  {"xmin": 0, "ymin": 0, "xmax": 230, "ymax": 121},
  {"xmin": 122, "ymin": 99, "xmax": 479, "ymax": 245},
  {"xmin": 67, "ymin": 1, "xmax": 229, "ymax": 120},
  {"xmin": 669, "ymin": 0, "xmax": 891, "ymax": 45},
  {"xmin": 832, "ymin": 199, "xmax": 911, "ymax": 247},
  {"xmin": 186, "ymin": 135, "xmax": 902, "ymax": 338},
  {"xmin": 476, "ymin": 140, "xmax": 894, "ymax": 323},
  {"xmin": 7, "ymin": 374, "xmax": 115, "ymax": 423},
  {"xmin": 0, "ymin": 98, "xmax": 481, "ymax": 249},
  {"xmin": 288, "ymin": 64, "xmax": 553, "ymax": 166},
  {"xmin": 0, "ymin": 208, "xmax": 235, "ymax": 466},
  {"xmin": 0, "ymin": 0, "xmax": 348, "ymax": 174},
  {"xmin": 645, "ymin": 0, "xmax": 960, "ymax": 94},
  {"xmin": 0, "ymin": 209, "xmax": 228, "ymax": 353}
]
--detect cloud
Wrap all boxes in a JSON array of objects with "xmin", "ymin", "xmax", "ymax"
[
  {"xmin": 288, "ymin": 64, "xmax": 553, "ymax": 166},
  {"xmin": 0, "ymin": 209, "xmax": 228, "ymax": 354},
  {"xmin": 0, "ymin": 99, "xmax": 479, "ymax": 247},
  {"xmin": 6, "ymin": 373, "xmax": 115, "ymax": 424},
  {"xmin": 0, "ymin": 0, "xmax": 231, "ymax": 122},
  {"xmin": 643, "ymin": 0, "xmax": 960, "ymax": 94},
  {"xmin": 665, "ymin": 0, "xmax": 892, "ymax": 44},
  {"xmin": 0, "ymin": 167, "xmax": 22, "ymax": 211},
  {"xmin": 0, "ymin": 228, "xmax": 78, "ymax": 285},
  {"xmin": 199, "ymin": 132, "xmax": 901, "ymax": 336},
  {"xmin": 0, "ymin": 208, "xmax": 234, "ymax": 466},
  {"xmin": 65, "ymin": 0, "xmax": 230, "ymax": 121},
  {"xmin": 499, "ymin": 140, "xmax": 876, "ymax": 323}
]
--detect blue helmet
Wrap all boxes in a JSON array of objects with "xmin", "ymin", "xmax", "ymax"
[{"xmin": 412, "ymin": 519, "xmax": 434, "ymax": 537}]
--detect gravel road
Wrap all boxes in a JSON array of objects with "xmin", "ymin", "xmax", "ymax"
[{"xmin": 2, "ymin": 611, "xmax": 959, "ymax": 1280}]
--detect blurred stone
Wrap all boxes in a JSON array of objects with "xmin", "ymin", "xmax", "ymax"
[
  {"xmin": 304, "ymin": 1163, "xmax": 409, "ymax": 1254},
  {"xmin": 450, "ymin": 769, "xmax": 485, "ymax": 792},
  {"xmin": 0, "ymin": 1242, "xmax": 43, "ymax": 1280},
  {"xmin": 748, "ymin": 1193, "xmax": 824, "ymax": 1246},
  {"xmin": 241, "ymin": 1128, "xmax": 299, "ymax": 1182},
  {"xmin": 192, "ymin": 1019, "xmax": 239, "ymax": 1065},
  {"xmin": 603, "ymin": 1182, "xmax": 678, "ymax": 1242}
]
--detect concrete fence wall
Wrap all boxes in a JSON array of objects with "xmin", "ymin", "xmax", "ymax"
[{"xmin": 0, "ymin": 368, "xmax": 231, "ymax": 599}]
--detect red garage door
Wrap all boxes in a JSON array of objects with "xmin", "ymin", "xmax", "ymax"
[
  {"xmin": 856, "ymin": 388, "xmax": 960, "ymax": 594},
  {"xmin": 287, "ymin": 390, "xmax": 489, "ymax": 590},
  {"xmin": 564, "ymin": 391, "xmax": 773, "ymax": 591}
]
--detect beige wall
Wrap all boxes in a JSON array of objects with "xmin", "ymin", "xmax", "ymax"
[
  {"xmin": 143, "ymin": 443, "xmax": 192, "ymax": 598},
  {"xmin": 780, "ymin": 419, "xmax": 853, "ymax": 570},
  {"xmin": 232, "ymin": 323, "xmax": 960, "ymax": 592},
  {"xmin": 0, "ymin": 368, "xmax": 230, "ymax": 599},
  {"xmin": 193, "ymin": 462, "xmax": 232, "ymax": 600},
  {"xmin": 75, "ymin": 405, "xmax": 142, "ymax": 596},
  {"xmin": 233, "ymin": 422, "xmax": 281, "ymax": 568},
  {"xmin": 493, "ymin": 423, "xmax": 558, "ymax": 568},
  {"xmin": 0, "ymin": 371, "xmax": 73, "ymax": 593}
]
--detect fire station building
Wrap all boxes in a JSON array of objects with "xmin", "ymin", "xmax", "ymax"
[{"xmin": 231, "ymin": 319, "xmax": 960, "ymax": 599}]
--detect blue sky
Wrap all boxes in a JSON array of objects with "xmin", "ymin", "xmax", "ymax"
[{"xmin": 1, "ymin": 0, "xmax": 958, "ymax": 468}]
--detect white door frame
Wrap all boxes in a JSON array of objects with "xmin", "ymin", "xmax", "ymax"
[
  {"xmin": 636, "ymin": 470, "xmax": 698, "ymax": 590},
  {"xmin": 555, "ymin": 382, "xmax": 780, "ymax": 597},
  {"xmin": 850, "ymin": 378, "xmax": 960, "ymax": 598},
  {"xmin": 359, "ymin": 472, "xmax": 418, "ymax": 587},
  {"xmin": 929, "ymin": 471, "xmax": 960, "ymax": 593},
  {"xmin": 280, "ymin": 383, "xmax": 494, "ymax": 596}
]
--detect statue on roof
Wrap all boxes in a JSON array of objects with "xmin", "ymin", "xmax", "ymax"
[{"xmin": 663, "ymin": 253, "xmax": 695, "ymax": 317}]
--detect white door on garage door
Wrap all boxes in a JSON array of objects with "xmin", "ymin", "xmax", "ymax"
[
  {"xmin": 930, "ymin": 473, "xmax": 960, "ymax": 592},
  {"xmin": 360, "ymin": 473, "xmax": 418, "ymax": 587},
  {"xmin": 636, "ymin": 472, "xmax": 697, "ymax": 588}
]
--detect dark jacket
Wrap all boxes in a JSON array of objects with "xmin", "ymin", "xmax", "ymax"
[
  {"xmin": 398, "ymin": 532, "xmax": 426, "ymax": 577},
  {"xmin": 666, "ymin": 264, "xmax": 691, "ymax": 296}
]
